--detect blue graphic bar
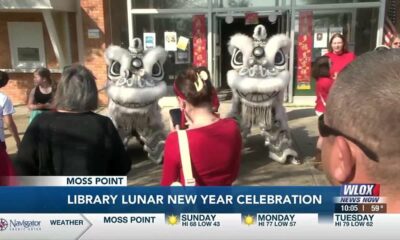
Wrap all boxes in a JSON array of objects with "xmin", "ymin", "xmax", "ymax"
[{"xmin": 0, "ymin": 187, "xmax": 339, "ymax": 215}]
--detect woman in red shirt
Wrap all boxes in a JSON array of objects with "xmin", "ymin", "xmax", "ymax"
[
  {"xmin": 161, "ymin": 68, "xmax": 242, "ymax": 186},
  {"xmin": 312, "ymin": 56, "xmax": 333, "ymax": 170},
  {"xmin": 325, "ymin": 33, "xmax": 356, "ymax": 80}
]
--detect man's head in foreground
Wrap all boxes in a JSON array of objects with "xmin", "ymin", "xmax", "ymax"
[{"xmin": 320, "ymin": 49, "xmax": 400, "ymax": 212}]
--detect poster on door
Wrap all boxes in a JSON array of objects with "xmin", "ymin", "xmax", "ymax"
[
  {"xmin": 164, "ymin": 31, "xmax": 177, "ymax": 51},
  {"xmin": 143, "ymin": 32, "xmax": 156, "ymax": 50},
  {"xmin": 314, "ymin": 28, "xmax": 328, "ymax": 48},
  {"xmin": 175, "ymin": 44, "xmax": 191, "ymax": 64},
  {"xmin": 192, "ymin": 15, "xmax": 207, "ymax": 67},
  {"xmin": 245, "ymin": 12, "xmax": 259, "ymax": 25},
  {"xmin": 296, "ymin": 10, "xmax": 313, "ymax": 90},
  {"xmin": 177, "ymin": 36, "xmax": 189, "ymax": 51}
]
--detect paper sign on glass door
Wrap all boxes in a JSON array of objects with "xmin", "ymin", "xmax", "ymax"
[
  {"xmin": 164, "ymin": 32, "xmax": 177, "ymax": 51},
  {"xmin": 143, "ymin": 33, "xmax": 156, "ymax": 50},
  {"xmin": 177, "ymin": 36, "xmax": 189, "ymax": 51}
]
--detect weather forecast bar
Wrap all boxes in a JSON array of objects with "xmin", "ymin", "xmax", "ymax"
[{"xmin": 0, "ymin": 185, "xmax": 399, "ymax": 239}]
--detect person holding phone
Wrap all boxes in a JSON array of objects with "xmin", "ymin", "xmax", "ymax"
[
  {"xmin": 161, "ymin": 67, "xmax": 241, "ymax": 186},
  {"xmin": 169, "ymin": 67, "xmax": 220, "ymax": 131}
]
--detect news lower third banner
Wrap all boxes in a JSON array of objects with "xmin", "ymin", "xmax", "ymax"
[{"xmin": 0, "ymin": 183, "xmax": 399, "ymax": 239}]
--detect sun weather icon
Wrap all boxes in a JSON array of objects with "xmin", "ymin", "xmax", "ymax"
[
  {"xmin": 243, "ymin": 215, "xmax": 255, "ymax": 226},
  {"xmin": 166, "ymin": 215, "xmax": 179, "ymax": 225}
]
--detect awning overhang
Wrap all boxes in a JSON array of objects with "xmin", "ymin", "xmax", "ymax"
[{"xmin": 0, "ymin": 0, "xmax": 77, "ymax": 12}]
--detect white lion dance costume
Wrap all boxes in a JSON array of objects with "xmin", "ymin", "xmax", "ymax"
[
  {"xmin": 227, "ymin": 25, "xmax": 300, "ymax": 164},
  {"xmin": 104, "ymin": 38, "xmax": 167, "ymax": 164}
]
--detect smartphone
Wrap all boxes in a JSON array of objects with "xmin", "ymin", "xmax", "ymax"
[{"xmin": 169, "ymin": 108, "xmax": 187, "ymax": 130}]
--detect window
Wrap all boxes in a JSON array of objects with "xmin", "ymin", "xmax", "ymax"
[
  {"xmin": 17, "ymin": 48, "xmax": 40, "ymax": 62},
  {"xmin": 131, "ymin": 14, "xmax": 208, "ymax": 85},
  {"xmin": 131, "ymin": 0, "xmax": 208, "ymax": 9},
  {"xmin": 213, "ymin": 0, "xmax": 284, "ymax": 8},
  {"xmin": 7, "ymin": 22, "xmax": 46, "ymax": 69},
  {"xmin": 295, "ymin": 0, "xmax": 379, "ymax": 5}
]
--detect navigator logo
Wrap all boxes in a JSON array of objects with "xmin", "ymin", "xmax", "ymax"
[
  {"xmin": 8, "ymin": 219, "xmax": 41, "ymax": 231},
  {"xmin": 0, "ymin": 218, "xmax": 8, "ymax": 231}
]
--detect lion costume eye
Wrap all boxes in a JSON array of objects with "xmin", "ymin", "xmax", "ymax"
[
  {"xmin": 232, "ymin": 48, "xmax": 244, "ymax": 67},
  {"xmin": 274, "ymin": 49, "xmax": 285, "ymax": 66},
  {"xmin": 110, "ymin": 61, "xmax": 121, "ymax": 77},
  {"xmin": 152, "ymin": 61, "xmax": 164, "ymax": 81}
]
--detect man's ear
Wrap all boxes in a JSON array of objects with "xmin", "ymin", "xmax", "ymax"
[{"xmin": 331, "ymin": 136, "xmax": 355, "ymax": 183}]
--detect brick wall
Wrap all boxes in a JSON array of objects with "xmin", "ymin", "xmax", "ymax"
[
  {"xmin": 0, "ymin": 12, "xmax": 59, "ymax": 69},
  {"xmin": 80, "ymin": 0, "xmax": 110, "ymax": 105},
  {"xmin": 1, "ymin": 2, "xmax": 112, "ymax": 106}
]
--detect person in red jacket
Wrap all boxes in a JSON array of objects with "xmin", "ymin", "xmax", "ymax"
[
  {"xmin": 312, "ymin": 56, "xmax": 333, "ymax": 170},
  {"xmin": 313, "ymin": 56, "xmax": 333, "ymax": 116},
  {"xmin": 325, "ymin": 33, "xmax": 356, "ymax": 80},
  {"xmin": 161, "ymin": 68, "xmax": 242, "ymax": 186}
]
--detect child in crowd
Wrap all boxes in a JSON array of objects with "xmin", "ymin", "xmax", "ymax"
[
  {"xmin": 28, "ymin": 67, "xmax": 54, "ymax": 124},
  {"xmin": 0, "ymin": 71, "xmax": 20, "ymax": 185}
]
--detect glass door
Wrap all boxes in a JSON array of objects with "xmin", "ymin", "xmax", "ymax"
[
  {"xmin": 213, "ymin": 11, "xmax": 285, "ymax": 90},
  {"xmin": 292, "ymin": 8, "xmax": 379, "ymax": 96}
]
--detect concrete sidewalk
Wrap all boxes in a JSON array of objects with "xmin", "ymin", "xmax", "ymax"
[{"xmin": 4, "ymin": 102, "xmax": 330, "ymax": 186}]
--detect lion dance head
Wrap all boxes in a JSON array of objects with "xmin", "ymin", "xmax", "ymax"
[
  {"xmin": 105, "ymin": 38, "xmax": 167, "ymax": 114},
  {"xmin": 227, "ymin": 24, "xmax": 291, "ymax": 126}
]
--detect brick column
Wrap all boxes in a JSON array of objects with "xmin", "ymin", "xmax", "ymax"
[{"xmin": 80, "ymin": 0, "xmax": 109, "ymax": 105}]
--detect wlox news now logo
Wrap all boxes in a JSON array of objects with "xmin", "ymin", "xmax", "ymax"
[
  {"xmin": 0, "ymin": 218, "xmax": 41, "ymax": 232},
  {"xmin": 340, "ymin": 184, "xmax": 380, "ymax": 196}
]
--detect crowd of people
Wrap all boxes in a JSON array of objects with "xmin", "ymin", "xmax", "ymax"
[
  {"xmin": 0, "ymin": 64, "xmax": 242, "ymax": 186},
  {"xmin": 0, "ymin": 33, "xmax": 399, "ymax": 207},
  {"xmin": 1, "ymin": 66, "xmax": 131, "ymax": 183},
  {"xmin": 15, "ymin": 65, "xmax": 131, "ymax": 176},
  {"xmin": 310, "ymin": 34, "xmax": 400, "ymax": 211}
]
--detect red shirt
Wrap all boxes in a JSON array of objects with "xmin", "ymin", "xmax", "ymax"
[
  {"xmin": 0, "ymin": 142, "xmax": 15, "ymax": 186},
  {"xmin": 325, "ymin": 52, "xmax": 356, "ymax": 78},
  {"xmin": 161, "ymin": 118, "xmax": 242, "ymax": 186},
  {"xmin": 315, "ymin": 77, "xmax": 334, "ymax": 113}
]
